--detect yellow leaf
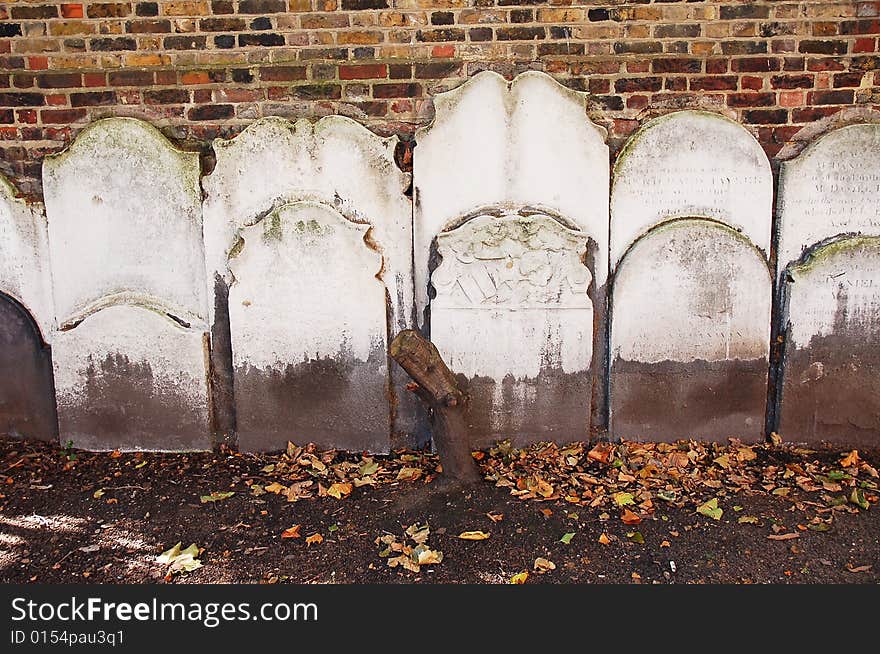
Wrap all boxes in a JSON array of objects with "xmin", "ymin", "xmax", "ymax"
[
  {"xmin": 458, "ymin": 531, "xmax": 490, "ymax": 541},
  {"xmin": 327, "ymin": 482, "xmax": 353, "ymax": 500},
  {"xmin": 533, "ymin": 557, "xmax": 556, "ymax": 573},
  {"xmin": 93, "ymin": 489, "xmax": 105, "ymax": 499},
  {"xmin": 536, "ymin": 479, "xmax": 554, "ymax": 498},
  {"xmin": 396, "ymin": 467, "xmax": 422, "ymax": 482},
  {"xmin": 264, "ymin": 482, "xmax": 287, "ymax": 494},
  {"xmin": 598, "ymin": 533, "xmax": 611, "ymax": 545},
  {"xmin": 281, "ymin": 525, "xmax": 301, "ymax": 539},
  {"xmin": 305, "ymin": 533, "xmax": 323, "ymax": 546},
  {"xmin": 415, "ymin": 547, "xmax": 443, "ymax": 565},
  {"xmin": 841, "ymin": 450, "xmax": 860, "ymax": 468},
  {"xmin": 509, "ymin": 571, "xmax": 529, "ymax": 584}
]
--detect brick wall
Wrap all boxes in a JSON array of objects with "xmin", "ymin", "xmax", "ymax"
[{"xmin": 1, "ymin": 0, "xmax": 878, "ymax": 199}]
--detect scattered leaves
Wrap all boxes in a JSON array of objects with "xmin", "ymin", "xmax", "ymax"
[
  {"xmin": 200, "ymin": 491, "xmax": 235, "ymax": 503},
  {"xmin": 156, "ymin": 542, "xmax": 201, "ymax": 575}
]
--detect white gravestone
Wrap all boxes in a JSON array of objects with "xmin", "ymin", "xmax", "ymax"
[
  {"xmin": 610, "ymin": 110, "xmax": 773, "ymax": 268},
  {"xmin": 414, "ymin": 70, "xmax": 609, "ymax": 329},
  {"xmin": 610, "ymin": 220, "xmax": 771, "ymax": 442},
  {"xmin": 227, "ymin": 201, "xmax": 389, "ymax": 453},
  {"xmin": 42, "ymin": 118, "xmax": 211, "ymax": 450},
  {"xmin": 431, "ymin": 212, "xmax": 594, "ymax": 447},
  {"xmin": 777, "ymin": 124, "xmax": 880, "ymax": 445},
  {"xmin": 204, "ymin": 116, "xmax": 412, "ymax": 448},
  {"xmin": 0, "ymin": 175, "xmax": 57, "ymax": 441},
  {"xmin": 777, "ymin": 124, "xmax": 880, "ymax": 278}
]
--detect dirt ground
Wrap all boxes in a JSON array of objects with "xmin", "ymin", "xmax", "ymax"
[{"xmin": 0, "ymin": 435, "xmax": 877, "ymax": 584}]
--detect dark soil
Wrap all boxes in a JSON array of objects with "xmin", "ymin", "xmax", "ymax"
[{"xmin": 0, "ymin": 436, "xmax": 878, "ymax": 584}]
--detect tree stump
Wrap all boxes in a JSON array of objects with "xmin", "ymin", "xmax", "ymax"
[{"xmin": 389, "ymin": 330, "xmax": 481, "ymax": 486}]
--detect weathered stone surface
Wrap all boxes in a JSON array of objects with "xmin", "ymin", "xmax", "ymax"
[
  {"xmin": 414, "ymin": 70, "xmax": 609, "ymax": 329},
  {"xmin": 610, "ymin": 110, "xmax": 773, "ymax": 268},
  {"xmin": 779, "ymin": 237, "xmax": 880, "ymax": 446},
  {"xmin": 0, "ymin": 294, "xmax": 58, "ymax": 442},
  {"xmin": 610, "ymin": 219, "xmax": 771, "ymax": 441},
  {"xmin": 228, "ymin": 201, "xmax": 389, "ymax": 453},
  {"xmin": 431, "ymin": 212, "xmax": 594, "ymax": 447},
  {"xmin": 43, "ymin": 117, "xmax": 207, "ymax": 326},
  {"xmin": 43, "ymin": 118, "xmax": 211, "ymax": 451},
  {"xmin": 204, "ymin": 116, "xmax": 413, "ymax": 443},
  {"xmin": 52, "ymin": 305, "xmax": 211, "ymax": 451},
  {"xmin": 0, "ymin": 175, "xmax": 53, "ymax": 340},
  {"xmin": 777, "ymin": 124, "xmax": 880, "ymax": 278}
]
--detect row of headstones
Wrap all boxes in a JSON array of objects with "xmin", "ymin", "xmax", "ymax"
[{"xmin": 1, "ymin": 70, "xmax": 878, "ymax": 452}]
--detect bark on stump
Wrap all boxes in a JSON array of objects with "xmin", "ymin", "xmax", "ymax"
[{"xmin": 389, "ymin": 330, "xmax": 481, "ymax": 485}]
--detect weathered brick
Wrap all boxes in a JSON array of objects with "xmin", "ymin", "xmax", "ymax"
[
  {"xmin": 652, "ymin": 58, "xmax": 701, "ymax": 74},
  {"xmin": 0, "ymin": 24, "xmax": 22, "ymax": 38},
  {"xmin": 497, "ymin": 27, "xmax": 545, "ymax": 41},
  {"xmin": 40, "ymin": 108, "xmax": 86, "ymax": 123},
  {"xmin": 90, "ymin": 37, "xmax": 137, "ymax": 51},
  {"xmin": 61, "ymin": 4, "xmax": 85, "ymax": 19},
  {"xmin": 654, "ymin": 24, "xmax": 701, "ymax": 39},
  {"xmin": 200, "ymin": 18, "xmax": 247, "ymax": 31},
  {"xmin": 339, "ymin": 64, "xmax": 388, "ymax": 80},
  {"xmin": 742, "ymin": 109, "xmax": 787, "ymax": 124},
  {"xmin": 0, "ymin": 93, "xmax": 46, "ymax": 107},
  {"xmin": 126, "ymin": 20, "xmax": 172, "ymax": 34},
  {"xmin": 690, "ymin": 76, "xmax": 738, "ymax": 91},
  {"xmin": 238, "ymin": 33, "xmax": 285, "ymax": 46},
  {"xmin": 613, "ymin": 42, "xmax": 662, "ymax": 55},
  {"xmin": 799, "ymin": 40, "xmax": 849, "ymax": 55},
  {"xmin": 37, "ymin": 73, "xmax": 82, "ymax": 89},
  {"xmin": 372, "ymin": 82, "xmax": 421, "ymax": 98},
  {"xmin": 415, "ymin": 61, "xmax": 462, "ymax": 78},
  {"xmin": 615, "ymin": 77, "xmax": 662, "ymax": 93},
  {"xmin": 238, "ymin": 0, "xmax": 287, "ymax": 13},
  {"xmin": 808, "ymin": 89, "xmax": 855, "ymax": 104},
  {"xmin": 771, "ymin": 74, "xmax": 813, "ymax": 89},
  {"xmin": 731, "ymin": 57, "xmax": 781, "ymax": 73},
  {"xmin": 144, "ymin": 88, "xmax": 188, "ymax": 104},
  {"xmin": 135, "ymin": 2, "xmax": 159, "ymax": 16},
  {"xmin": 163, "ymin": 36, "xmax": 207, "ymax": 50},
  {"xmin": 720, "ymin": 5, "xmax": 770, "ymax": 20},
  {"xmin": 259, "ymin": 66, "xmax": 307, "ymax": 81},
  {"xmin": 417, "ymin": 29, "xmax": 466, "ymax": 42},
  {"xmin": 726, "ymin": 92, "xmax": 776, "ymax": 107},
  {"xmin": 70, "ymin": 91, "xmax": 116, "ymax": 106},
  {"xmin": 86, "ymin": 3, "xmax": 131, "ymax": 18},
  {"xmin": 10, "ymin": 6, "xmax": 59, "ymax": 20},
  {"xmin": 188, "ymin": 104, "xmax": 234, "ymax": 120},
  {"xmin": 289, "ymin": 84, "xmax": 342, "ymax": 100}
]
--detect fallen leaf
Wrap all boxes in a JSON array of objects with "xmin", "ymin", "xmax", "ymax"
[
  {"xmin": 621, "ymin": 509, "xmax": 641, "ymax": 525},
  {"xmin": 264, "ymin": 482, "xmax": 287, "ymax": 494},
  {"xmin": 627, "ymin": 531, "xmax": 645, "ymax": 544},
  {"xmin": 405, "ymin": 523, "xmax": 430, "ymax": 544},
  {"xmin": 613, "ymin": 492, "xmax": 635, "ymax": 507},
  {"xmin": 510, "ymin": 571, "xmax": 529, "ymax": 584},
  {"xmin": 458, "ymin": 531, "xmax": 490, "ymax": 541},
  {"xmin": 767, "ymin": 533, "xmax": 799, "ymax": 541},
  {"xmin": 281, "ymin": 525, "xmax": 302, "ymax": 539},
  {"xmin": 559, "ymin": 532, "xmax": 575, "ymax": 545},
  {"xmin": 587, "ymin": 443, "xmax": 613, "ymax": 465},
  {"xmin": 697, "ymin": 498, "xmax": 723, "ymax": 521},
  {"xmin": 738, "ymin": 516, "xmax": 759, "ymax": 525},
  {"xmin": 396, "ymin": 467, "xmax": 422, "ymax": 482},
  {"xmin": 200, "ymin": 491, "xmax": 235, "ymax": 503},
  {"xmin": 327, "ymin": 482, "xmax": 353, "ymax": 500},
  {"xmin": 660, "ymin": 540, "xmax": 671, "ymax": 548},
  {"xmin": 156, "ymin": 542, "xmax": 201, "ymax": 574},
  {"xmin": 486, "ymin": 512, "xmax": 503, "ymax": 523},
  {"xmin": 305, "ymin": 533, "xmax": 323, "ymax": 546},
  {"xmin": 540, "ymin": 508, "xmax": 553, "ymax": 518},
  {"xmin": 849, "ymin": 488, "xmax": 870, "ymax": 510},
  {"xmin": 533, "ymin": 557, "xmax": 556, "ymax": 573},
  {"xmin": 109, "ymin": 450, "xmax": 122, "ymax": 459},
  {"xmin": 92, "ymin": 489, "xmax": 105, "ymax": 499},
  {"xmin": 598, "ymin": 533, "xmax": 611, "ymax": 545},
  {"xmin": 841, "ymin": 450, "xmax": 860, "ymax": 468},
  {"xmin": 358, "ymin": 459, "xmax": 379, "ymax": 477},
  {"xmin": 414, "ymin": 545, "xmax": 443, "ymax": 565}
]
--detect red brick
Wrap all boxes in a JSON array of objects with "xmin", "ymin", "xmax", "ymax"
[
  {"xmin": 61, "ymin": 4, "xmax": 84, "ymax": 18},
  {"xmin": 339, "ymin": 64, "xmax": 388, "ymax": 80}
]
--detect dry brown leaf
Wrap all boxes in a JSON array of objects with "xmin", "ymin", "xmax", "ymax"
[
  {"xmin": 486, "ymin": 512, "xmax": 503, "ymax": 523},
  {"xmin": 598, "ymin": 533, "xmax": 611, "ymax": 545},
  {"xmin": 533, "ymin": 557, "xmax": 556, "ymax": 573},
  {"xmin": 841, "ymin": 450, "xmax": 860, "ymax": 468},
  {"xmin": 281, "ymin": 525, "xmax": 301, "ymax": 539},
  {"xmin": 767, "ymin": 533, "xmax": 799, "ymax": 541},
  {"xmin": 621, "ymin": 508, "xmax": 641, "ymax": 525}
]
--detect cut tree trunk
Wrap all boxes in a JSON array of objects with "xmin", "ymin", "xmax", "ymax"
[{"xmin": 389, "ymin": 330, "xmax": 481, "ymax": 485}]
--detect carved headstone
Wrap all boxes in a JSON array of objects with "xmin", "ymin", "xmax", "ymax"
[
  {"xmin": 204, "ymin": 116, "xmax": 412, "ymax": 449},
  {"xmin": 431, "ymin": 212, "xmax": 594, "ymax": 447},
  {"xmin": 610, "ymin": 220, "xmax": 771, "ymax": 442},
  {"xmin": 777, "ymin": 124, "xmax": 880, "ymax": 445},
  {"xmin": 228, "ymin": 201, "xmax": 389, "ymax": 453},
  {"xmin": 609, "ymin": 111, "xmax": 773, "ymax": 441},
  {"xmin": 43, "ymin": 118, "xmax": 211, "ymax": 450},
  {"xmin": 414, "ymin": 70, "xmax": 609, "ymax": 327}
]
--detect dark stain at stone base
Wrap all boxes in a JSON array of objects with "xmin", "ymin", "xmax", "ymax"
[
  {"xmin": 233, "ymin": 346, "xmax": 390, "ymax": 453},
  {"xmin": 610, "ymin": 357, "xmax": 768, "ymax": 442},
  {"xmin": 61, "ymin": 353, "xmax": 210, "ymax": 451},
  {"xmin": 461, "ymin": 367, "xmax": 591, "ymax": 451},
  {"xmin": 0, "ymin": 293, "xmax": 58, "ymax": 442},
  {"xmin": 780, "ymin": 336, "xmax": 880, "ymax": 448}
]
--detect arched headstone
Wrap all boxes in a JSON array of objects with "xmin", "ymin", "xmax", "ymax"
[
  {"xmin": 227, "ymin": 201, "xmax": 389, "ymax": 453},
  {"xmin": 431, "ymin": 211, "xmax": 595, "ymax": 447},
  {"xmin": 204, "ymin": 116, "xmax": 412, "ymax": 450},
  {"xmin": 0, "ymin": 175, "xmax": 57, "ymax": 441},
  {"xmin": 777, "ymin": 124, "xmax": 880, "ymax": 445},
  {"xmin": 609, "ymin": 111, "xmax": 773, "ymax": 441},
  {"xmin": 414, "ymin": 71, "xmax": 609, "ymax": 442},
  {"xmin": 43, "ymin": 118, "xmax": 210, "ymax": 451}
]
